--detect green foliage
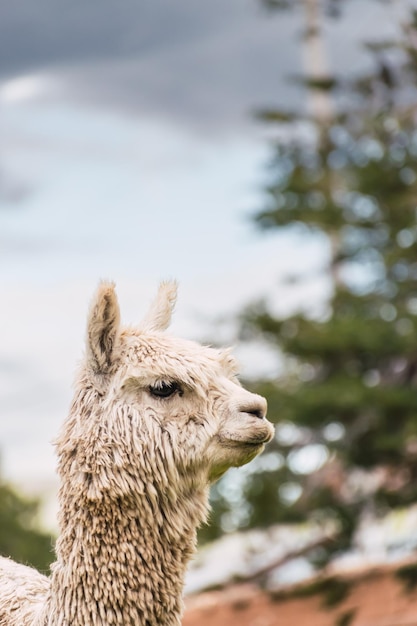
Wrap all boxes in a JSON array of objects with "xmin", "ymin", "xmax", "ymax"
[
  {"xmin": 201, "ymin": 6, "xmax": 417, "ymax": 559},
  {"xmin": 270, "ymin": 574, "xmax": 352, "ymax": 607},
  {"xmin": 299, "ymin": 577, "xmax": 352, "ymax": 608},
  {"xmin": 395, "ymin": 562, "xmax": 417, "ymax": 593},
  {"xmin": 0, "ymin": 480, "xmax": 55, "ymax": 573},
  {"xmin": 335, "ymin": 609, "xmax": 356, "ymax": 626}
]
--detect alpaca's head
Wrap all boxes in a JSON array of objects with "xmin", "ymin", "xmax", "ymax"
[{"xmin": 60, "ymin": 281, "xmax": 274, "ymax": 501}]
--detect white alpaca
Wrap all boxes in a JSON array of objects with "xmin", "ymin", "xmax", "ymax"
[{"xmin": 0, "ymin": 281, "xmax": 274, "ymax": 626}]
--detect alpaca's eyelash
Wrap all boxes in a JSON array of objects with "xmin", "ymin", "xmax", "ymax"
[{"xmin": 148, "ymin": 381, "xmax": 183, "ymax": 399}]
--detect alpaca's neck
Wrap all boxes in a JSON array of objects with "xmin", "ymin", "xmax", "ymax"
[{"xmin": 46, "ymin": 484, "xmax": 209, "ymax": 626}]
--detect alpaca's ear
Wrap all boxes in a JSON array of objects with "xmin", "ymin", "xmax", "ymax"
[
  {"xmin": 141, "ymin": 280, "xmax": 178, "ymax": 332},
  {"xmin": 86, "ymin": 281, "xmax": 121, "ymax": 373}
]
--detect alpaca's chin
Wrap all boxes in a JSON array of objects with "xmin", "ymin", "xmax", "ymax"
[
  {"xmin": 208, "ymin": 451, "xmax": 261, "ymax": 482},
  {"xmin": 233, "ymin": 441, "xmax": 266, "ymax": 465},
  {"xmin": 227, "ymin": 445, "xmax": 264, "ymax": 473},
  {"xmin": 207, "ymin": 439, "xmax": 268, "ymax": 481}
]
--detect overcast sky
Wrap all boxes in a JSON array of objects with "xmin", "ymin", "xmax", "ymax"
[
  {"xmin": 0, "ymin": 0, "xmax": 415, "ymax": 523},
  {"xmin": 1, "ymin": 0, "xmax": 412, "ymax": 131},
  {"xmin": 0, "ymin": 0, "xmax": 300, "ymax": 132}
]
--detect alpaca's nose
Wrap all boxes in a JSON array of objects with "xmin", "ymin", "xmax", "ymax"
[{"xmin": 239, "ymin": 396, "xmax": 267, "ymax": 420}]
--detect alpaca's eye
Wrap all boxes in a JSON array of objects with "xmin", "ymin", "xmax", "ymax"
[{"xmin": 149, "ymin": 381, "xmax": 182, "ymax": 398}]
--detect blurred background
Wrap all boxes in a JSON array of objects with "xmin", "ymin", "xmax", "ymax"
[{"xmin": 3, "ymin": 0, "xmax": 417, "ymax": 623}]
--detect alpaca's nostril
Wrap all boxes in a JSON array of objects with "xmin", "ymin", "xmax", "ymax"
[
  {"xmin": 239, "ymin": 396, "xmax": 267, "ymax": 420},
  {"xmin": 241, "ymin": 407, "xmax": 266, "ymax": 420}
]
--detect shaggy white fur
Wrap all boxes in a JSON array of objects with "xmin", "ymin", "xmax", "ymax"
[{"xmin": 0, "ymin": 281, "xmax": 274, "ymax": 626}]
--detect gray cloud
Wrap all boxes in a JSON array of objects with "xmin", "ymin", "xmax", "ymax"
[
  {"xmin": 1, "ymin": 0, "xmax": 416, "ymax": 133},
  {"xmin": 58, "ymin": 10, "xmax": 301, "ymax": 133},
  {"xmin": 0, "ymin": 1, "xmax": 277, "ymax": 75},
  {"xmin": 0, "ymin": 1, "xmax": 298, "ymax": 127}
]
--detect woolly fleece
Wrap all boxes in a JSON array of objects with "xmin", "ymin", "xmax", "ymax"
[{"xmin": 0, "ymin": 281, "xmax": 274, "ymax": 626}]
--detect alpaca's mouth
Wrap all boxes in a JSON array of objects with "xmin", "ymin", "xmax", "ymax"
[
  {"xmin": 239, "ymin": 441, "xmax": 267, "ymax": 451},
  {"xmin": 240, "ymin": 436, "xmax": 271, "ymax": 447},
  {"xmin": 217, "ymin": 432, "xmax": 273, "ymax": 448},
  {"xmin": 241, "ymin": 434, "xmax": 272, "ymax": 446}
]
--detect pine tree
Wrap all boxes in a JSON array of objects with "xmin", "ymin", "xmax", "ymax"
[{"xmin": 201, "ymin": 6, "xmax": 417, "ymax": 563}]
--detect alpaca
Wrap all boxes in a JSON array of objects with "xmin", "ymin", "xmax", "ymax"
[{"xmin": 0, "ymin": 281, "xmax": 274, "ymax": 626}]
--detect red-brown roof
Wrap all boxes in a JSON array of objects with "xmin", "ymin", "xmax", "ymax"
[{"xmin": 184, "ymin": 558, "xmax": 417, "ymax": 626}]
